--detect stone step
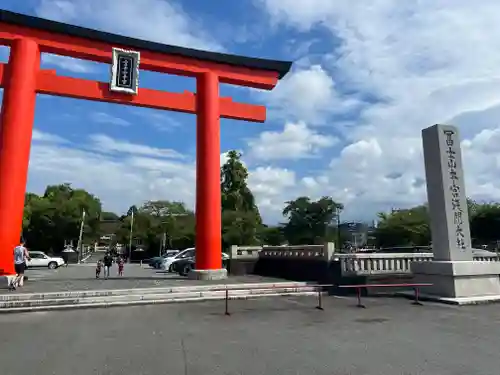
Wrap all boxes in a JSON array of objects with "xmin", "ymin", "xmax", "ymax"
[
  {"xmin": 0, "ymin": 286, "xmax": 317, "ymax": 308},
  {"xmin": 0, "ymin": 288, "xmax": 319, "ymax": 313},
  {"xmin": 0, "ymin": 281, "xmax": 313, "ymax": 302}
]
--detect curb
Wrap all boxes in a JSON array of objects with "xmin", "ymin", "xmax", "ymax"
[
  {"xmin": 0, "ymin": 291, "xmax": 318, "ymax": 314},
  {"xmin": 0, "ymin": 287, "xmax": 317, "ymax": 308},
  {"xmin": 0, "ymin": 281, "xmax": 314, "ymax": 301}
]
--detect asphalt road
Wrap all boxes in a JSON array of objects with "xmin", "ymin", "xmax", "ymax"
[{"xmin": 0, "ymin": 295, "xmax": 499, "ymax": 375}]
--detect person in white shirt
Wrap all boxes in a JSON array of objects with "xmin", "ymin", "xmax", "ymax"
[{"xmin": 9, "ymin": 241, "xmax": 31, "ymax": 290}]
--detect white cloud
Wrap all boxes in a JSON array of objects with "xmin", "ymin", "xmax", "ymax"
[
  {"xmin": 34, "ymin": 0, "xmax": 223, "ymax": 75},
  {"xmin": 258, "ymin": 65, "xmax": 358, "ymax": 125},
  {"xmin": 32, "ymin": 129, "xmax": 69, "ymax": 144},
  {"xmin": 247, "ymin": 121, "xmax": 337, "ymax": 161},
  {"xmin": 24, "ymin": 0, "xmax": 500, "ymax": 224},
  {"xmin": 253, "ymin": 0, "xmax": 500, "ymax": 219},
  {"xmin": 36, "ymin": 0, "xmax": 222, "ymax": 51},
  {"xmin": 88, "ymin": 134, "xmax": 184, "ymax": 159},
  {"xmin": 42, "ymin": 54, "xmax": 98, "ymax": 74},
  {"xmin": 28, "ymin": 136, "xmax": 195, "ymax": 209},
  {"xmin": 90, "ymin": 112, "xmax": 131, "ymax": 127},
  {"xmin": 27, "ymin": 131, "xmax": 301, "ymax": 222}
]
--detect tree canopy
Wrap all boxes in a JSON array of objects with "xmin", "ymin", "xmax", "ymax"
[
  {"xmin": 23, "ymin": 154, "xmax": 500, "ymax": 255},
  {"xmin": 221, "ymin": 151, "xmax": 262, "ymax": 248},
  {"xmin": 373, "ymin": 200, "xmax": 500, "ymax": 248},
  {"xmin": 282, "ymin": 196, "xmax": 343, "ymax": 245},
  {"xmin": 23, "ymin": 183, "xmax": 102, "ymax": 253}
]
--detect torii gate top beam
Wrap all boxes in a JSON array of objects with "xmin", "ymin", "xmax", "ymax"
[{"xmin": 0, "ymin": 10, "xmax": 291, "ymax": 90}]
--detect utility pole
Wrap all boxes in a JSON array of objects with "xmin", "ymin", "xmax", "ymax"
[
  {"xmin": 77, "ymin": 210, "xmax": 86, "ymax": 263},
  {"xmin": 128, "ymin": 210, "xmax": 134, "ymax": 263},
  {"xmin": 336, "ymin": 207, "xmax": 342, "ymax": 252}
]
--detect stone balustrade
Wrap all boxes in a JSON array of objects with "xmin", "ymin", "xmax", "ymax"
[
  {"xmin": 229, "ymin": 244, "xmax": 500, "ymax": 280},
  {"xmin": 229, "ymin": 243, "xmax": 335, "ymax": 279},
  {"xmin": 338, "ymin": 253, "xmax": 434, "ymax": 276},
  {"xmin": 230, "ymin": 243, "xmax": 335, "ymax": 262},
  {"xmin": 339, "ymin": 252, "xmax": 500, "ymax": 276},
  {"xmin": 230, "ymin": 245, "xmax": 262, "ymax": 260},
  {"xmin": 260, "ymin": 244, "xmax": 335, "ymax": 262}
]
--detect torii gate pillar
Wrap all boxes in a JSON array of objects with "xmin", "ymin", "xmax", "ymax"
[
  {"xmin": 192, "ymin": 72, "xmax": 224, "ymax": 278},
  {"xmin": 0, "ymin": 38, "xmax": 39, "ymax": 275}
]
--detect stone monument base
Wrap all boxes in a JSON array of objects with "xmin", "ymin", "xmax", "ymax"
[
  {"xmin": 187, "ymin": 268, "xmax": 228, "ymax": 281},
  {"xmin": 410, "ymin": 261, "xmax": 500, "ymax": 304}
]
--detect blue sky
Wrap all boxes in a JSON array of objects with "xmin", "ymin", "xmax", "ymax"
[{"xmin": 2, "ymin": 0, "xmax": 500, "ymax": 224}]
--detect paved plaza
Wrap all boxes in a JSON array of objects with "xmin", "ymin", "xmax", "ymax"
[
  {"xmin": 0, "ymin": 295, "xmax": 498, "ymax": 375},
  {"xmin": 1, "ymin": 263, "xmax": 282, "ymax": 294}
]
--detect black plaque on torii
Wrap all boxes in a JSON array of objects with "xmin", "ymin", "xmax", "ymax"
[{"xmin": 110, "ymin": 48, "xmax": 140, "ymax": 95}]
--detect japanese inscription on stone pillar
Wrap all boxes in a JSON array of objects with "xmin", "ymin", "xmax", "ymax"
[{"xmin": 422, "ymin": 124, "xmax": 473, "ymax": 261}]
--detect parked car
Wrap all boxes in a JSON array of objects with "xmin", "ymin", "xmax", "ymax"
[
  {"xmin": 26, "ymin": 251, "xmax": 66, "ymax": 269},
  {"xmin": 148, "ymin": 250, "xmax": 179, "ymax": 269},
  {"xmin": 177, "ymin": 253, "xmax": 229, "ymax": 277},
  {"xmin": 161, "ymin": 248, "xmax": 195, "ymax": 272}
]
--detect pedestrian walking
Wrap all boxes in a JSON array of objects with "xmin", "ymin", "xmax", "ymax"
[
  {"xmin": 118, "ymin": 256, "xmax": 124, "ymax": 277},
  {"xmin": 103, "ymin": 252, "xmax": 113, "ymax": 279},
  {"xmin": 9, "ymin": 241, "xmax": 30, "ymax": 290},
  {"xmin": 95, "ymin": 259, "xmax": 103, "ymax": 279}
]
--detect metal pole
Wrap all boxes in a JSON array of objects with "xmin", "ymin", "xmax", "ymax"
[
  {"xmin": 337, "ymin": 207, "xmax": 341, "ymax": 251},
  {"xmin": 225, "ymin": 287, "xmax": 230, "ymax": 316},
  {"xmin": 159, "ymin": 231, "xmax": 166, "ymax": 257},
  {"xmin": 316, "ymin": 287, "xmax": 324, "ymax": 310},
  {"xmin": 128, "ymin": 211, "xmax": 134, "ymax": 264},
  {"xmin": 77, "ymin": 210, "xmax": 85, "ymax": 263},
  {"xmin": 356, "ymin": 287, "xmax": 366, "ymax": 308},
  {"xmin": 412, "ymin": 287, "xmax": 423, "ymax": 306}
]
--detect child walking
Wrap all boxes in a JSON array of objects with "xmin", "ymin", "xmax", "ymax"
[
  {"xmin": 118, "ymin": 257, "xmax": 124, "ymax": 277},
  {"xmin": 95, "ymin": 259, "xmax": 102, "ymax": 279}
]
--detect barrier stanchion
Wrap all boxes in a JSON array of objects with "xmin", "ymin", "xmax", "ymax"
[
  {"xmin": 412, "ymin": 287, "xmax": 423, "ymax": 306},
  {"xmin": 225, "ymin": 287, "xmax": 230, "ymax": 316},
  {"xmin": 316, "ymin": 287, "xmax": 324, "ymax": 310},
  {"xmin": 356, "ymin": 287, "xmax": 366, "ymax": 308}
]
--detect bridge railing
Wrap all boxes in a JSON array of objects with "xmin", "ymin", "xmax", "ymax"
[
  {"xmin": 230, "ymin": 243, "xmax": 336, "ymax": 262},
  {"xmin": 229, "ymin": 244, "xmax": 500, "ymax": 278},
  {"xmin": 338, "ymin": 252, "xmax": 500, "ymax": 276}
]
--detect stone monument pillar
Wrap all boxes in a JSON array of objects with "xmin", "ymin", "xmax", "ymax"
[{"xmin": 411, "ymin": 124, "xmax": 500, "ymax": 303}]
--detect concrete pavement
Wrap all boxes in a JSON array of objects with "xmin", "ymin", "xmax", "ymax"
[
  {"xmin": 0, "ymin": 295, "xmax": 498, "ymax": 375},
  {"xmin": 2, "ymin": 264, "xmax": 289, "ymax": 294}
]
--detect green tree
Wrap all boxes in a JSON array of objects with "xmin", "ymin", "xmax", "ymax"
[
  {"xmin": 23, "ymin": 184, "xmax": 102, "ymax": 253},
  {"xmin": 258, "ymin": 225, "xmax": 285, "ymax": 246},
  {"xmin": 126, "ymin": 205, "xmax": 138, "ymax": 217},
  {"xmin": 116, "ymin": 200, "xmax": 196, "ymax": 255},
  {"xmin": 220, "ymin": 150, "xmax": 262, "ymax": 248},
  {"xmin": 222, "ymin": 210, "xmax": 261, "ymax": 248},
  {"xmin": 469, "ymin": 202, "xmax": 500, "ymax": 246},
  {"xmin": 373, "ymin": 205, "xmax": 430, "ymax": 247},
  {"xmin": 101, "ymin": 211, "xmax": 119, "ymax": 221},
  {"xmin": 282, "ymin": 196, "xmax": 343, "ymax": 245}
]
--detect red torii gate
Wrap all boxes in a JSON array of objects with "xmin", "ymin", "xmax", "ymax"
[{"xmin": 0, "ymin": 10, "xmax": 291, "ymax": 279}]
